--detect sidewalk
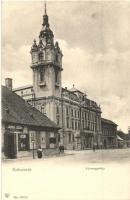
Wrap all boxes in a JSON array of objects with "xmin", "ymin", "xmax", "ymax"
[{"xmin": 2, "ymin": 151, "xmax": 74, "ymax": 162}]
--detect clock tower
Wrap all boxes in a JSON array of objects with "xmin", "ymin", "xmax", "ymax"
[{"xmin": 30, "ymin": 3, "xmax": 63, "ymax": 99}]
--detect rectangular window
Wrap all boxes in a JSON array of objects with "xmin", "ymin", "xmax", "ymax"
[
  {"xmin": 29, "ymin": 131, "xmax": 36, "ymax": 149},
  {"xmin": 66, "ymin": 117, "xmax": 69, "ymax": 128},
  {"xmin": 66, "ymin": 107, "xmax": 69, "ymax": 116},
  {"xmin": 72, "ymin": 119, "xmax": 74, "ymax": 130},
  {"xmin": 75, "ymin": 110, "xmax": 77, "ymax": 118},
  {"xmin": 78, "ymin": 111, "xmax": 80, "ymax": 118},
  {"xmin": 75, "ymin": 120, "xmax": 77, "ymax": 130},
  {"xmin": 68, "ymin": 133, "xmax": 71, "ymax": 143},
  {"xmin": 71, "ymin": 109, "xmax": 73, "ymax": 117}
]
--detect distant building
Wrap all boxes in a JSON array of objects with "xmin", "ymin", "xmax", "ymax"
[
  {"xmin": 101, "ymin": 118, "xmax": 117, "ymax": 148},
  {"xmin": 128, "ymin": 126, "xmax": 130, "ymax": 134},
  {"xmin": 13, "ymin": 6, "xmax": 102, "ymax": 150},
  {"xmin": 117, "ymin": 130, "xmax": 130, "ymax": 148},
  {"xmin": 2, "ymin": 83, "xmax": 59, "ymax": 159}
]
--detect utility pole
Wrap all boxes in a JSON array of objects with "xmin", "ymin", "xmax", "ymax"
[{"xmin": 31, "ymin": 140, "xmax": 35, "ymax": 159}]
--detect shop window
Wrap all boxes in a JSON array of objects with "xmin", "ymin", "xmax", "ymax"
[
  {"xmin": 49, "ymin": 132, "xmax": 56, "ymax": 148},
  {"xmin": 29, "ymin": 131, "xmax": 36, "ymax": 149},
  {"xmin": 18, "ymin": 134, "xmax": 29, "ymax": 151},
  {"xmin": 40, "ymin": 132, "xmax": 46, "ymax": 148}
]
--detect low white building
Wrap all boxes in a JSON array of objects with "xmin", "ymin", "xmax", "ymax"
[{"xmin": 2, "ymin": 83, "xmax": 60, "ymax": 159}]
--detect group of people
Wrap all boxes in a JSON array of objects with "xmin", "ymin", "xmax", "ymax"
[{"xmin": 36, "ymin": 145, "xmax": 65, "ymax": 158}]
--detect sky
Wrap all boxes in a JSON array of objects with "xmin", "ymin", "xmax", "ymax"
[{"xmin": 1, "ymin": 1, "xmax": 130, "ymax": 132}]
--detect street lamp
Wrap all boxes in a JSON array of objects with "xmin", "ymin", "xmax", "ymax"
[{"xmin": 31, "ymin": 139, "xmax": 35, "ymax": 159}]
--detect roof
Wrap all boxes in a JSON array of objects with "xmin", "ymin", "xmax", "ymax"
[
  {"xmin": 117, "ymin": 130, "xmax": 128, "ymax": 140},
  {"xmin": 13, "ymin": 84, "xmax": 33, "ymax": 92},
  {"xmin": 2, "ymin": 86, "xmax": 59, "ymax": 130},
  {"xmin": 101, "ymin": 118, "xmax": 117, "ymax": 126}
]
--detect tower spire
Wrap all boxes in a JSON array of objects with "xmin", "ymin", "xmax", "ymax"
[{"xmin": 44, "ymin": 0, "xmax": 47, "ymax": 15}]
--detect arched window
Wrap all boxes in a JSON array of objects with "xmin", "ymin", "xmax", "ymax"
[
  {"xmin": 39, "ymin": 52, "xmax": 43, "ymax": 62},
  {"xmin": 55, "ymin": 69, "xmax": 59, "ymax": 83},
  {"xmin": 39, "ymin": 68, "xmax": 45, "ymax": 82}
]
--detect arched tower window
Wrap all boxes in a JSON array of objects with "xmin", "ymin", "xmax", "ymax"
[
  {"xmin": 55, "ymin": 68, "xmax": 59, "ymax": 84},
  {"xmin": 39, "ymin": 68, "xmax": 45, "ymax": 82},
  {"xmin": 39, "ymin": 52, "xmax": 43, "ymax": 62}
]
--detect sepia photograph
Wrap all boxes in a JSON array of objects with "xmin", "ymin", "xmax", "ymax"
[{"xmin": 1, "ymin": 0, "xmax": 130, "ymax": 199}]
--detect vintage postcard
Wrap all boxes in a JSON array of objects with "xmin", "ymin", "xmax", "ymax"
[{"xmin": 1, "ymin": 1, "xmax": 130, "ymax": 200}]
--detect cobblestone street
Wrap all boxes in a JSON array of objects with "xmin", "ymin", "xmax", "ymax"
[{"xmin": 2, "ymin": 148, "xmax": 130, "ymax": 200}]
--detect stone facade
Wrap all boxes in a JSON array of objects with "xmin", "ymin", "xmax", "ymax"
[
  {"xmin": 13, "ymin": 8, "xmax": 102, "ymax": 150},
  {"xmin": 101, "ymin": 118, "xmax": 118, "ymax": 149}
]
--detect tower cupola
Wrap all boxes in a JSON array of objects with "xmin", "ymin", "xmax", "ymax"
[
  {"xmin": 31, "ymin": 39, "xmax": 38, "ymax": 52},
  {"xmin": 39, "ymin": 1, "xmax": 54, "ymax": 46}
]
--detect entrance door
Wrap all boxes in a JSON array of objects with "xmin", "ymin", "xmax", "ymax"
[
  {"xmin": 4, "ymin": 131, "xmax": 17, "ymax": 158},
  {"xmin": 18, "ymin": 134, "xmax": 29, "ymax": 151}
]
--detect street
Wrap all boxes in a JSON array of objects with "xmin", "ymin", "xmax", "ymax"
[{"xmin": 2, "ymin": 149, "xmax": 130, "ymax": 200}]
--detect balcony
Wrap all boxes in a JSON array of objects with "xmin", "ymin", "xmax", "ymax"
[{"xmin": 39, "ymin": 81, "xmax": 46, "ymax": 87}]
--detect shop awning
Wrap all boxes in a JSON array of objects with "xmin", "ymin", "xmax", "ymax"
[{"xmin": 117, "ymin": 135, "xmax": 124, "ymax": 141}]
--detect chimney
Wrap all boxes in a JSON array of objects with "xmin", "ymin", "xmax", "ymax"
[{"xmin": 5, "ymin": 78, "xmax": 12, "ymax": 90}]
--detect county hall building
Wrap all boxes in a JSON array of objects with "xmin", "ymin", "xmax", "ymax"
[{"xmin": 13, "ymin": 6, "xmax": 102, "ymax": 150}]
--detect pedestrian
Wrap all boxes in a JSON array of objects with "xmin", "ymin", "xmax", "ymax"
[
  {"xmin": 59, "ymin": 145, "xmax": 62, "ymax": 154},
  {"xmin": 93, "ymin": 142, "xmax": 96, "ymax": 152},
  {"xmin": 37, "ymin": 146, "xmax": 42, "ymax": 158},
  {"xmin": 100, "ymin": 142, "xmax": 103, "ymax": 150},
  {"xmin": 62, "ymin": 145, "xmax": 64, "ymax": 153}
]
